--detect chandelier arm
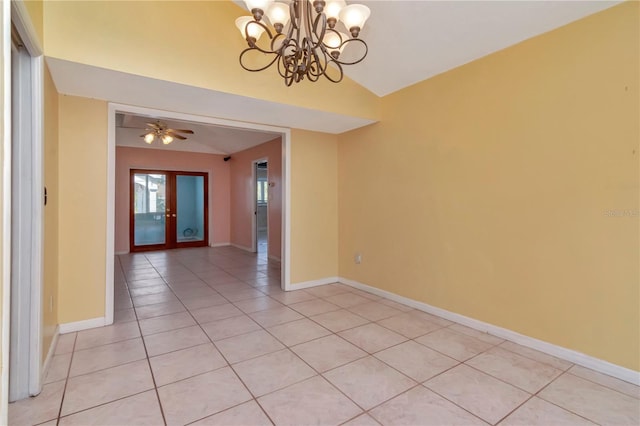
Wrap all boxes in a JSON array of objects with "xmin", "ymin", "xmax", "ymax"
[
  {"xmin": 332, "ymin": 39, "xmax": 369, "ymax": 66},
  {"xmin": 323, "ymin": 60, "xmax": 344, "ymax": 83},
  {"xmin": 277, "ymin": 45, "xmax": 300, "ymax": 83},
  {"xmin": 270, "ymin": 33, "xmax": 286, "ymax": 53},
  {"xmin": 310, "ymin": 11, "xmax": 328, "ymax": 51},
  {"xmin": 239, "ymin": 48, "xmax": 280, "ymax": 72},
  {"xmin": 306, "ymin": 45, "xmax": 328, "ymax": 80},
  {"xmin": 306, "ymin": 52, "xmax": 322, "ymax": 82},
  {"xmin": 290, "ymin": 0, "xmax": 301, "ymax": 31}
]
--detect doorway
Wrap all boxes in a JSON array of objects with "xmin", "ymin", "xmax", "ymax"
[
  {"xmin": 254, "ymin": 160, "xmax": 268, "ymax": 258},
  {"xmin": 130, "ymin": 170, "xmax": 208, "ymax": 252}
]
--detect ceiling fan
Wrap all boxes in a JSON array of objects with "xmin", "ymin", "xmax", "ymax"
[{"xmin": 141, "ymin": 121, "xmax": 194, "ymax": 145}]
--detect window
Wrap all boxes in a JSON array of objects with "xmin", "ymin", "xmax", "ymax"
[{"xmin": 257, "ymin": 180, "xmax": 268, "ymax": 204}]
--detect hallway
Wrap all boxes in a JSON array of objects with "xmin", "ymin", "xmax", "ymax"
[{"xmin": 8, "ymin": 247, "xmax": 640, "ymax": 425}]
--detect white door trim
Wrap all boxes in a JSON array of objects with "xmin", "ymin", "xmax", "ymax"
[
  {"xmin": 9, "ymin": 0, "xmax": 44, "ymax": 402},
  {"xmin": 107, "ymin": 103, "xmax": 293, "ymax": 312},
  {"xmin": 1, "ymin": 0, "xmax": 12, "ymax": 421}
]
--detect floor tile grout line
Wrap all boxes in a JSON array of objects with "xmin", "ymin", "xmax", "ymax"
[
  {"xmin": 562, "ymin": 370, "xmax": 640, "ymax": 400},
  {"xmin": 495, "ymin": 340, "xmax": 575, "ymax": 372},
  {"xmin": 55, "ymin": 389, "xmax": 161, "ymax": 423},
  {"xmin": 146, "ymin": 258, "xmax": 276, "ymax": 424},
  {"xmin": 54, "ymin": 332, "xmax": 78, "ymax": 425},
  {"xmin": 369, "ymin": 382, "xmax": 489, "ymax": 425},
  {"xmin": 533, "ymin": 370, "xmax": 622, "ymax": 424},
  {"xmin": 423, "ymin": 378, "xmax": 516, "ymax": 425},
  {"xmin": 133, "ymin": 256, "xmax": 175, "ymax": 425}
]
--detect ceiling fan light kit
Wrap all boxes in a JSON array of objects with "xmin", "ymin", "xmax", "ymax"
[
  {"xmin": 140, "ymin": 121, "xmax": 194, "ymax": 145},
  {"xmin": 236, "ymin": 0, "xmax": 370, "ymax": 85}
]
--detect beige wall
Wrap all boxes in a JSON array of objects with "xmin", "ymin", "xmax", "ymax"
[
  {"xmin": 338, "ymin": 2, "xmax": 639, "ymax": 370},
  {"xmin": 42, "ymin": 0, "xmax": 379, "ymax": 122},
  {"xmin": 57, "ymin": 95, "xmax": 108, "ymax": 324},
  {"xmin": 42, "ymin": 64, "xmax": 58, "ymax": 358},
  {"xmin": 291, "ymin": 130, "xmax": 339, "ymax": 284}
]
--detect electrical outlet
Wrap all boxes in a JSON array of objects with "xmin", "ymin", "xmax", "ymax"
[{"xmin": 354, "ymin": 253, "xmax": 362, "ymax": 264}]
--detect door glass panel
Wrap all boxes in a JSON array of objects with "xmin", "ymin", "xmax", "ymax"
[
  {"xmin": 133, "ymin": 173, "xmax": 166, "ymax": 246},
  {"xmin": 176, "ymin": 175, "xmax": 205, "ymax": 243}
]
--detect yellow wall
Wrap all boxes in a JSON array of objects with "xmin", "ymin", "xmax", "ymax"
[
  {"xmin": 22, "ymin": 0, "xmax": 43, "ymax": 48},
  {"xmin": 290, "ymin": 130, "xmax": 339, "ymax": 284},
  {"xmin": 338, "ymin": 2, "xmax": 639, "ymax": 370},
  {"xmin": 57, "ymin": 95, "xmax": 108, "ymax": 323},
  {"xmin": 42, "ymin": 64, "xmax": 58, "ymax": 359},
  {"xmin": 42, "ymin": 0, "xmax": 379, "ymax": 122}
]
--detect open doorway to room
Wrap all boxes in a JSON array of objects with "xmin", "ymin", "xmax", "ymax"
[
  {"xmin": 108, "ymin": 105, "xmax": 292, "ymax": 325},
  {"xmin": 254, "ymin": 160, "xmax": 268, "ymax": 258}
]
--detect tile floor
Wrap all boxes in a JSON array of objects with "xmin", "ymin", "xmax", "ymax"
[{"xmin": 8, "ymin": 246, "xmax": 640, "ymax": 425}]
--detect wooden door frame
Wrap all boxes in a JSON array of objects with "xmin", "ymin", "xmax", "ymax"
[{"xmin": 129, "ymin": 169, "xmax": 209, "ymax": 252}]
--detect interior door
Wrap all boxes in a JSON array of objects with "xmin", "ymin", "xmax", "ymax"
[
  {"xmin": 130, "ymin": 170, "xmax": 209, "ymax": 252},
  {"xmin": 174, "ymin": 172, "xmax": 208, "ymax": 248},
  {"xmin": 130, "ymin": 171, "xmax": 170, "ymax": 252}
]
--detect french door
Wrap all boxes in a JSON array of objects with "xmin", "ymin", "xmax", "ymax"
[{"xmin": 130, "ymin": 170, "xmax": 209, "ymax": 252}]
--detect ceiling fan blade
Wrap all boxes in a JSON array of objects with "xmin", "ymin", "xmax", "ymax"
[
  {"xmin": 168, "ymin": 133, "xmax": 187, "ymax": 140},
  {"xmin": 139, "ymin": 133, "xmax": 149, "ymax": 137},
  {"xmin": 167, "ymin": 129, "xmax": 194, "ymax": 134},
  {"xmin": 146, "ymin": 122, "xmax": 161, "ymax": 129}
]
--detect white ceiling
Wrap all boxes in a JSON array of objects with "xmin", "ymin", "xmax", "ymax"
[
  {"xmin": 342, "ymin": 1, "xmax": 622, "ymax": 96},
  {"xmin": 115, "ymin": 113, "xmax": 281, "ymax": 155},
  {"xmin": 48, "ymin": 0, "xmax": 621, "ymax": 142}
]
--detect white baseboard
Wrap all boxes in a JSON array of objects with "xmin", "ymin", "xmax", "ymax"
[
  {"xmin": 114, "ymin": 250, "xmax": 129, "ymax": 255},
  {"xmin": 339, "ymin": 277, "xmax": 640, "ymax": 386},
  {"xmin": 211, "ymin": 242, "xmax": 230, "ymax": 248},
  {"xmin": 291, "ymin": 276, "xmax": 339, "ymax": 290},
  {"xmin": 59, "ymin": 317, "xmax": 106, "ymax": 334},
  {"xmin": 231, "ymin": 243, "xmax": 254, "ymax": 252},
  {"xmin": 40, "ymin": 326, "xmax": 59, "ymax": 384}
]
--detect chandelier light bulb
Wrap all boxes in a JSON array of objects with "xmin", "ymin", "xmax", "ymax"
[
  {"xmin": 323, "ymin": 31, "xmax": 348, "ymax": 57},
  {"xmin": 161, "ymin": 135, "xmax": 174, "ymax": 145},
  {"xmin": 144, "ymin": 133, "xmax": 155, "ymax": 144},
  {"xmin": 325, "ymin": 0, "xmax": 346, "ymax": 26},
  {"xmin": 339, "ymin": 4, "xmax": 370, "ymax": 37},
  {"xmin": 265, "ymin": 2, "xmax": 290, "ymax": 32},
  {"xmin": 243, "ymin": 0, "xmax": 274, "ymax": 20},
  {"xmin": 235, "ymin": 16, "xmax": 266, "ymax": 42}
]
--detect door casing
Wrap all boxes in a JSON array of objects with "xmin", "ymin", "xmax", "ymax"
[{"xmin": 7, "ymin": 0, "xmax": 45, "ymax": 405}]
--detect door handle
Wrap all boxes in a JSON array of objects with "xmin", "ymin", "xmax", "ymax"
[{"xmin": 166, "ymin": 214, "xmax": 170, "ymax": 218}]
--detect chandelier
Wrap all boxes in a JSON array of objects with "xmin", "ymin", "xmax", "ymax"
[{"xmin": 235, "ymin": 0, "xmax": 371, "ymax": 86}]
